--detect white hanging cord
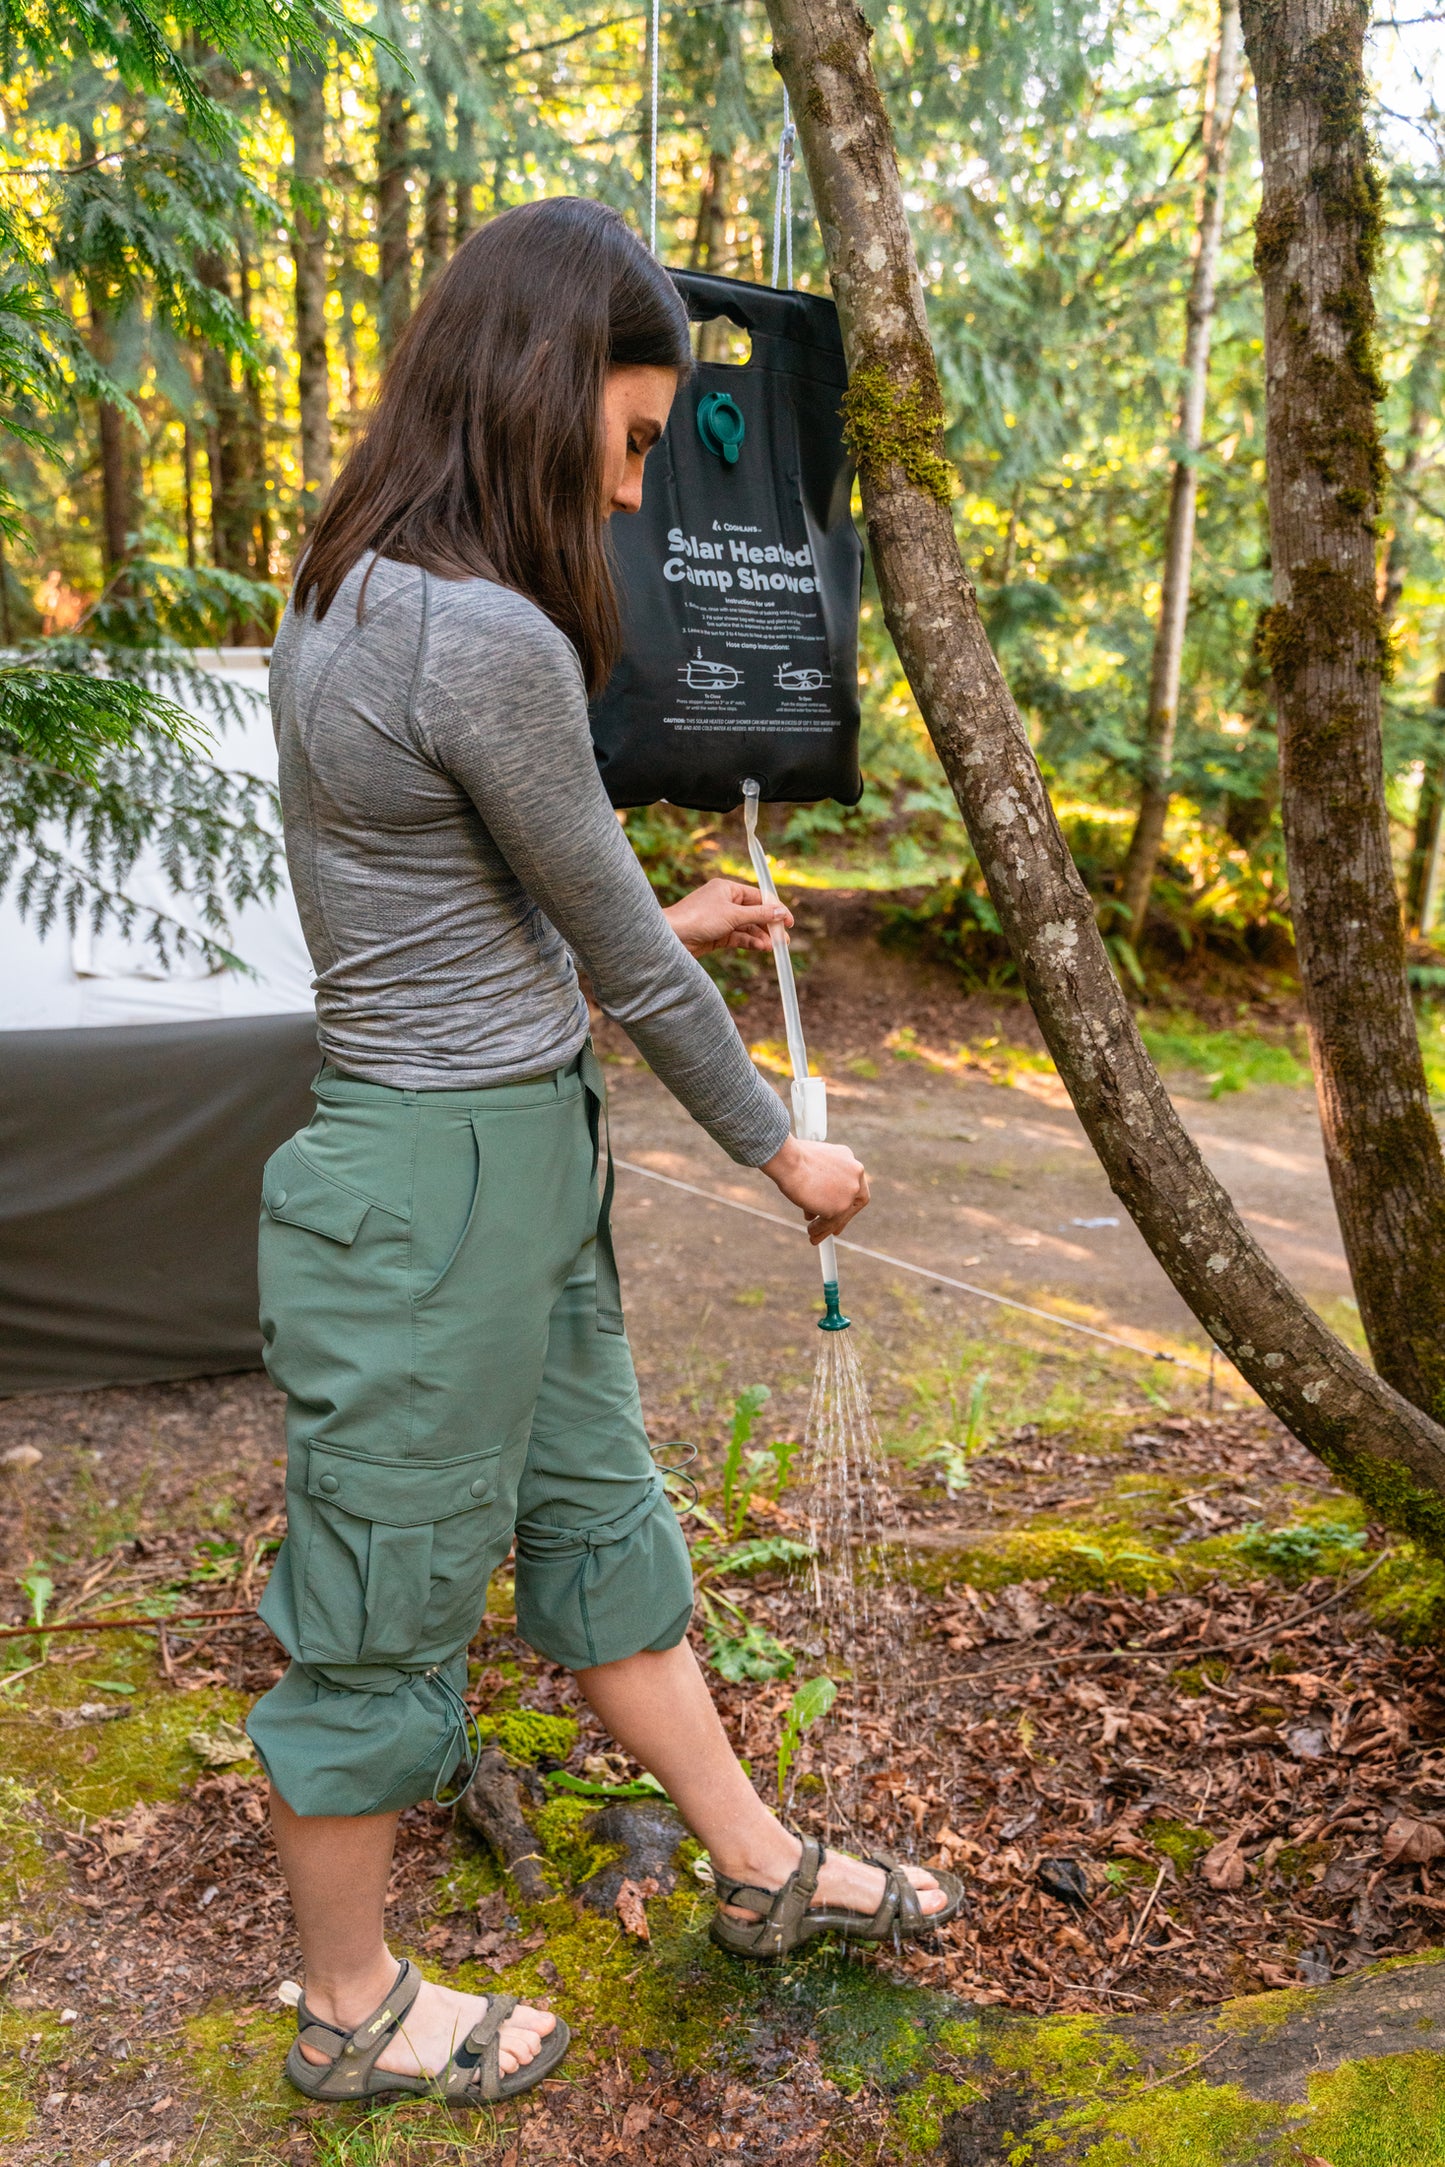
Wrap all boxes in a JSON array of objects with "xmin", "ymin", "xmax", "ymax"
[
  {"xmin": 612, "ymin": 1157, "xmax": 1210, "ymax": 1374},
  {"xmin": 770, "ymin": 88, "xmax": 796, "ymax": 288},
  {"xmin": 648, "ymin": 0, "xmax": 661, "ymax": 254}
]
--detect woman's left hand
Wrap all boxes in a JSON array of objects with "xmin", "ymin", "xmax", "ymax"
[{"xmin": 663, "ymin": 878, "xmax": 793, "ymax": 956}]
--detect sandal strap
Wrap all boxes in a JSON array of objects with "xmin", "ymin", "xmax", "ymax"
[
  {"xmin": 439, "ymin": 1994, "xmax": 518, "ymax": 2102},
  {"xmin": 712, "ymin": 1873, "xmax": 780, "ymax": 1912},
  {"xmin": 294, "ymin": 1959, "xmax": 421, "ymax": 2096},
  {"xmin": 867, "ymin": 1851, "xmax": 924, "ymax": 1934},
  {"xmin": 754, "ymin": 1835, "xmax": 825, "ymax": 1957}
]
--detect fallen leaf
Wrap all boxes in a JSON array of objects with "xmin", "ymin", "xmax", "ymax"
[
  {"xmin": 186, "ymin": 1721, "xmax": 254, "ymax": 1768},
  {"xmin": 1201, "ymin": 1835, "xmax": 1247, "ymax": 1891},
  {"xmin": 1068, "ymin": 1680, "xmax": 1109, "ymax": 1712},
  {"xmin": 615, "ymin": 1875, "xmax": 660, "ymax": 1940},
  {"xmin": 1381, "ymin": 1815, "xmax": 1445, "ymax": 1867},
  {"xmin": 621, "ymin": 2102, "xmax": 654, "ymax": 2137}
]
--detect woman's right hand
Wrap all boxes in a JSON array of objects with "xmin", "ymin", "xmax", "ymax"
[{"xmin": 761, "ymin": 1134, "xmax": 870, "ymax": 1245}]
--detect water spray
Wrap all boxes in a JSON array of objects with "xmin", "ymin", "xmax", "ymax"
[
  {"xmin": 742, "ymin": 779, "xmax": 850, "ymax": 1333},
  {"xmin": 741, "ymin": 783, "xmax": 921, "ymax": 1826}
]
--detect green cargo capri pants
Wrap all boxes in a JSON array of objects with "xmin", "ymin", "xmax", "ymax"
[{"xmin": 246, "ymin": 1046, "xmax": 694, "ymax": 1818}]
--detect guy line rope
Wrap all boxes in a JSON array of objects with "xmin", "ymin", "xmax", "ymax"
[{"xmin": 612, "ymin": 1157, "xmax": 1214, "ymax": 1376}]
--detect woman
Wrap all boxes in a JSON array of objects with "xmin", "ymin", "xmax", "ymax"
[{"xmin": 249, "ymin": 195, "xmax": 961, "ymax": 2109}]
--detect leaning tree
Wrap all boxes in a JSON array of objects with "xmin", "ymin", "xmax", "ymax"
[{"xmin": 760, "ymin": 0, "xmax": 1445, "ymax": 1548}]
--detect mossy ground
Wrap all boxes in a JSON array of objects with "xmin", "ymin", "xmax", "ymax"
[{"xmin": 4, "ymin": 1301, "xmax": 1445, "ymax": 2162}]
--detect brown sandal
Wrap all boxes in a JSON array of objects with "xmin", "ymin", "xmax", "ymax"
[
  {"xmin": 709, "ymin": 1834, "xmax": 965, "ymax": 1960},
  {"xmin": 283, "ymin": 1958, "xmax": 570, "ymax": 2103}
]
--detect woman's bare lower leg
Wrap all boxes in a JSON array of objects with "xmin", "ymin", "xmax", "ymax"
[
  {"xmin": 269, "ymin": 1789, "xmax": 555, "ymax": 2077},
  {"xmin": 573, "ymin": 1640, "xmax": 944, "ymax": 1919}
]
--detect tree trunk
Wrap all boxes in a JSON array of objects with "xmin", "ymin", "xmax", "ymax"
[
  {"xmin": 690, "ymin": 151, "xmax": 738, "ymax": 362},
  {"xmin": 289, "ymin": 25, "xmax": 332, "ymax": 531},
  {"xmin": 1116, "ymin": 0, "xmax": 1243, "ymax": 939},
  {"xmin": 376, "ymin": 83, "xmax": 412, "ymax": 357},
  {"xmin": 421, "ymin": 100, "xmax": 451, "ymax": 290},
  {"xmin": 761, "ymin": 0, "xmax": 1445, "ymax": 1543},
  {"xmin": 454, "ymin": 104, "xmax": 477, "ymax": 247},
  {"xmin": 690, "ymin": 149, "xmax": 731, "ymax": 269},
  {"xmin": 1241, "ymin": 0, "xmax": 1445, "ymax": 1420},
  {"xmin": 1384, "ymin": 258, "xmax": 1444, "ymax": 933},
  {"xmin": 1410, "ymin": 662, "xmax": 1445, "ymax": 935},
  {"xmin": 94, "ymin": 349, "xmax": 136, "ymax": 575},
  {"xmin": 182, "ymin": 422, "xmax": 198, "ymax": 568},
  {"xmin": 198, "ymin": 247, "xmax": 265, "ymax": 621},
  {"xmin": 78, "ymin": 124, "xmax": 137, "ymax": 580}
]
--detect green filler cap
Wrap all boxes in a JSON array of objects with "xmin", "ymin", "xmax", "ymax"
[{"xmin": 696, "ymin": 391, "xmax": 746, "ymax": 466}]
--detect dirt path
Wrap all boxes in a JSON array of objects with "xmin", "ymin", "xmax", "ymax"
[{"xmin": 602, "ymin": 913, "xmax": 1350, "ymax": 1423}]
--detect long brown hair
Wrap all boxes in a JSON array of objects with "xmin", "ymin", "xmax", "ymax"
[{"xmin": 295, "ymin": 197, "xmax": 691, "ymax": 694}]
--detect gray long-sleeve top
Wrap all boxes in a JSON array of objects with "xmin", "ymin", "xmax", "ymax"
[{"xmin": 268, "ymin": 554, "xmax": 791, "ymax": 1167}]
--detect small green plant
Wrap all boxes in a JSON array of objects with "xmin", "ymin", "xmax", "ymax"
[
  {"xmin": 19, "ymin": 1565, "xmax": 52, "ymax": 1630},
  {"xmin": 929, "ymin": 1372, "xmax": 990, "ymax": 1493},
  {"xmin": 701, "ymin": 1534, "xmax": 813, "ymax": 1578},
  {"xmin": 691, "ymin": 1523, "xmax": 812, "ymax": 1685},
  {"xmin": 15, "ymin": 1565, "xmax": 54, "ymax": 1666},
  {"xmin": 1238, "ymin": 1520, "xmax": 1366, "ymax": 1577},
  {"xmin": 699, "ymin": 1590, "xmax": 796, "ymax": 1682},
  {"xmin": 188, "ymin": 1537, "xmax": 241, "ymax": 1584},
  {"xmin": 777, "ymin": 1674, "xmax": 838, "ymax": 1803},
  {"xmin": 543, "ymin": 1767, "xmax": 666, "ymax": 1802},
  {"xmin": 721, "ymin": 1385, "xmax": 771, "ymax": 1533}
]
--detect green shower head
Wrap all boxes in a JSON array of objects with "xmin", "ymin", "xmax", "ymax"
[{"xmin": 818, "ymin": 1281, "xmax": 851, "ymax": 1332}]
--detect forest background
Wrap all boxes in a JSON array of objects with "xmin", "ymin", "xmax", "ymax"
[{"xmin": 2, "ymin": 0, "xmax": 1443, "ymax": 1030}]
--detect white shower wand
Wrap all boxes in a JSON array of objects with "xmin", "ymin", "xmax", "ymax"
[{"xmin": 742, "ymin": 780, "xmax": 849, "ymax": 1332}]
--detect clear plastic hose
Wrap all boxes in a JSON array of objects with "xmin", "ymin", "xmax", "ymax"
[
  {"xmin": 742, "ymin": 779, "xmax": 809, "ymax": 1094},
  {"xmin": 743, "ymin": 781, "xmax": 848, "ymax": 1328}
]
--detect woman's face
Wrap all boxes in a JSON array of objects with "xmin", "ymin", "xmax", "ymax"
[{"xmin": 601, "ymin": 364, "xmax": 679, "ymax": 517}]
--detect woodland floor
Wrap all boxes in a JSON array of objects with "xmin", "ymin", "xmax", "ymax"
[{"xmin": 2, "ymin": 912, "xmax": 1443, "ymax": 2165}]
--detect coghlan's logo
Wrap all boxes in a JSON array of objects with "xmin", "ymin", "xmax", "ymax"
[{"xmin": 662, "ymin": 527, "xmax": 820, "ymax": 595}]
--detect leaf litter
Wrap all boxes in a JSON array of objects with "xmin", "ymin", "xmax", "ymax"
[{"xmin": 6, "ymin": 1380, "xmax": 1445, "ymax": 2161}]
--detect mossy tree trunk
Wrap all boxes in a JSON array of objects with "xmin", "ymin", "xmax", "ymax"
[
  {"xmin": 761, "ymin": 0, "xmax": 1445, "ymax": 1547},
  {"xmin": 1116, "ymin": 0, "xmax": 1243, "ymax": 941},
  {"xmin": 288, "ymin": 24, "xmax": 332, "ymax": 533},
  {"xmin": 1241, "ymin": 0, "xmax": 1445, "ymax": 1421}
]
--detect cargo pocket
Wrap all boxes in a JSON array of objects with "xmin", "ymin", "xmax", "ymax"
[
  {"xmin": 296, "ymin": 1443, "xmax": 504, "ymax": 1667},
  {"xmin": 263, "ymin": 1140, "xmax": 380, "ymax": 1245}
]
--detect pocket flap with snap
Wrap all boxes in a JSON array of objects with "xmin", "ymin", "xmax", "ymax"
[
  {"xmin": 305, "ymin": 1445, "xmax": 501, "ymax": 1525},
  {"xmin": 264, "ymin": 1143, "xmax": 373, "ymax": 1245}
]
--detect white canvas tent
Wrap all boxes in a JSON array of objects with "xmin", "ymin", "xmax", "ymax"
[{"xmin": 0, "ymin": 652, "xmax": 322, "ymax": 1394}]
